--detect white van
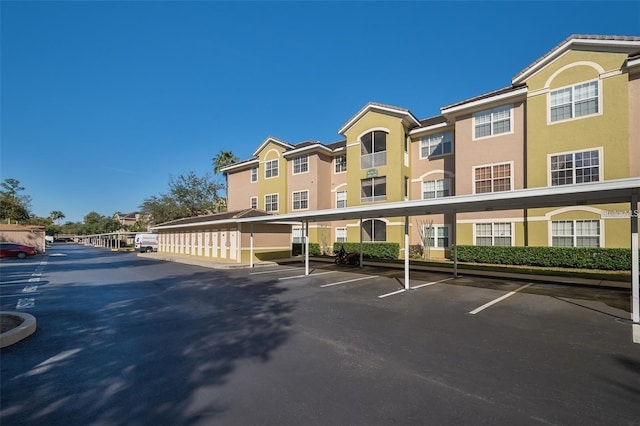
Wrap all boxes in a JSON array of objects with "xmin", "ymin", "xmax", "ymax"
[{"xmin": 135, "ymin": 233, "xmax": 158, "ymax": 253}]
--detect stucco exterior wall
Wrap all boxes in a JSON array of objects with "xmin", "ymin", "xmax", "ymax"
[{"xmin": 227, "ymin": 166, "xmax": 258, "ymax": 211}]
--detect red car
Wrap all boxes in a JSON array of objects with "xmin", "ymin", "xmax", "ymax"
[{"xmin": 0, "ymin": 243, "xmax": 37, "ymax": 259}]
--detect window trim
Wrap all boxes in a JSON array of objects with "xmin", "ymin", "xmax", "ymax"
[
  {"xmin": 422, "ymin": 224, "xmax": 451, "ymax": 248},
  {"xmin": 549, "ymin": 219, "xmax": 603, "ymax": 248},
  {"xmin": 336, "ymin": 227, "xmax": 347, "ymax": 243},
  {"xmin": 472, "ymin": 161, "xmax": 514, "ymax": 194},
  {"xmin": 292, "ymin": 190, "xmax": 309, "ymax": 211},
  {"xmin": 334, "ymin": 154, "xmax": 347, "ymax": 174},
  {"xmin": 336, "ymin": 191, "xmax": 347, "ymax": 209},
  {"xmin": 419, "ymin": 131, "xmax": 454, "ymax": 159},
  {"xmin": 264, "ymin": 193, "xmax": 279, "ymax": 212},
  {"xmin": 422, "ymin": 178, "xmax": 451, "ymax": 200},
  {"xmin": 250, "ymin": 196, "xmax": 258, "ymax": 209},
  {"xmin": 473, "ymin": 222, "xmax": 514, "ymax": 246},
  {"xmin": 250, "ymin": 167, "xmax": 258, "ymax": 182},
  {"xmin": 547, "ymin": 79, "xmax": 602, "ymax": 125},
  {"xmin": 547, "ymin": 147, "xmax": 603, "ymax": 187},
  {"xmin": 264, "ymin": 159, "xmax": 279, "ymax": 179},
  {"xmin": 472, "ymin": 105, "xmax": 513, "ymax": 140},
  {"xmin": 292, "ymin": 154, "xmax": 309, "ymax": 175}
]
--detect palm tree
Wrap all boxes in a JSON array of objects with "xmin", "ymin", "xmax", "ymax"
[
  {"xmin": 50, "ymin": 210, "xmax": 65, "ymax": 225},
  {"xmin": 212, "ymin": 150, "xmax": 239, "ymax": 211}
]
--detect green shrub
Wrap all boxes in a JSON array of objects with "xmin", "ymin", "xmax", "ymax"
[
  {"xmin": 332, "ymin": 242, "xmax": 400, "ymax": 260},
  {"xmin": 455, "ymin": 245, "xmax": 634, "ymax": 271},
  {"xmin": 292, "ymin": 243, "xmax": 321, "ymax": 256}
]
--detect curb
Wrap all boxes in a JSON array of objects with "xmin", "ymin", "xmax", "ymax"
[{"xmin": 0, "ymin": 312, "xmax": 37, "ymax": 349}]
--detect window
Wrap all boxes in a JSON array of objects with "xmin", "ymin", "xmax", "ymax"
[
  {"xmin": 335, "ymin": 155, "xmax": 347, "ymax": 173},
  {"xmin": 421, "ymin": 131, "xmax": 453, "ymax": 158},
  {"xmin": 336, "ymin": 191, "xmax": 347, "ymax": 208},
  {"xmin": 362, "ymin": 219, "xmax": 386, "ymax": 242},
  {"xmin": 293, "ymin": 155, "xmax": 308, "ymax": 174},
  {"xmin": 552, "ymin": 220, "xmax": 600, "ymax": 247},
  {"xmin": 292, "ymin": 227, "xmax": 304, "ymax": 244},
  {"xmin": 265, "ymin": 159, "xmax": 278, "ymax": 178},
  {"xmin": 292, "ymin": 190, "xmax": 308, "ymax": 210},
  {"xmin": 265, "ymin": 194, "xmax": 278, "ymax": 212},
  {"xmin": 361, "ymin": 177, "xmax": 386, "ymax": 203},
  {"xmin": 361, "ymin": 131, "xmax": 387, "ymax": 168},
  {"xmin": 475, "ymin": 223, "xmax": 512, "ymax": 246},
  {"xmin": 424, "ymin": 225, "xmax": 450, "ymax": 248},
  {"xmin": 336, "ymin": 227, "xmax": 347, "ymax": 243},
  {"xmin": 474, "ymin": 163, "xmax": 512, "ymax": 193},
  {"xmin": 251, "ymin": 167, "xmax": 258, "ymax": 182},
  {"xmin": 423, "ymin": 178, "xmax": 451, "ymax": 199},
  {"xmin": 550, "ymin": 81, "xmax": 598, "ymax": 122},
  {"xmin": 550, "ymin": 149, "xmax": 600, "ymax": 186},
  {"xmin": 250, "ymin": 197, "xmax": 257, "ymax": 209},
  {"xmin": 474, "ymin": 106, "xmax": 511, "ymax": 138}
]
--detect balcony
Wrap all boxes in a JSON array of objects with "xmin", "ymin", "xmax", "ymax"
[
  {"xmin": 360, "ymin": 195, "xmax": 387, "ymax": 203},
  {"xmin": 361, "ymin": 151, "xmax": 387, "ymax": 169}
]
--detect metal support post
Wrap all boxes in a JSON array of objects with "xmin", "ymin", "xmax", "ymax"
[
  {"xmin": 404, "ymin": 216, "xmax": 410, "ymax": 290},
  {"xmin": 304, "ymin": 220, "xmax": 310, "ymax": 276},
  {"xmin": 631, "ymin": 194, "xmax": 639, "ymax": 324}
]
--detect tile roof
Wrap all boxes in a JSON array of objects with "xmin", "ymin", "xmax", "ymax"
[
  {"xmin": 441, "ymin": 84, "xmax": 527, "ymax": 111},
  {"xmin": 418, "ymin": 115, "xmax": 447, "ymax": 127}
]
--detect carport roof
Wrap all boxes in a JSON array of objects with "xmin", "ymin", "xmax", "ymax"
[{"xmin": 236, "ymin": 178, "xmax": 640, "ymax": 224}]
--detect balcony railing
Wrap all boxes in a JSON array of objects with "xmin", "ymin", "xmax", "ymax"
[
  {"xmin": 361, "ymin": 151, "xmax": 387, "ymax": 169},
  {"xmin": 360, "ymin": 195, "xmax": 387, "ymax": 203}
]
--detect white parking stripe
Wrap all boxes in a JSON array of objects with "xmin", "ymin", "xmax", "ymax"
[
  {"xmin": 279, "ymin": 271, "xmax": 336, "ymax": 281},
  {"xmin": 250, "ymin": 268, "xmax": 300, "ymax": 275},
  {"xmin": 633, "ymin": 324, "xmax": 640, "ymax": 344},
  {"xmin": 411, "ymin": 277, "xmax": 454, "ymax": 290},
  {"xmin": 378, "ymin": 289, "xmax": 406, "ymax": 298},
  {"xmin": 320, "ymin": 276, "xmax": 374, "ymax": 288},
  {"xmin": 469, "ymin": 283, "xmax": 533, "ymax": 315}
]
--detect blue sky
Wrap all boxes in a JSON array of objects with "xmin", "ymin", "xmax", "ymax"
[{"xmin": 1, "ymin": 1, "xmax": 639, "ymax": 223}]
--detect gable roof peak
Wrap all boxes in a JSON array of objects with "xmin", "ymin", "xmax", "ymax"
[
  {"xmin": 338, "ymin": 101, "xmax": 421, "ymax": 135},
  {"xmin": 253, "ymin": 136, "xmax": 295, "ymax": 156},
  {"xmin": 512, "ymin": 34, "xmax": 640, "ymax": 85}
]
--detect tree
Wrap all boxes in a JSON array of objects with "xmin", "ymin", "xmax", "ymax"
[
  {"xmin": 0, "ymin": 178, "xmax": 31, "ymax": 222},
  {"xmin": 140, "ymin": 172, "xmax": 224, "ymax": 224},
  {"xmin": 50, "ymin": 210, "xmax": 65, "ymax": 225},
  {"xmin": 80, "ymin": 211, "xmax": 120, "ymax": 235},
  {"xmin": 416, "ymin": 218, "xmax": 434, "ymax": 260},
  {"xmin": 212, "ymin": 150, "xmax": 239, "ymax": 211}
]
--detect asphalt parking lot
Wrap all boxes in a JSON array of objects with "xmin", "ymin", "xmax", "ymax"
[{"xmin": 1, "ymin": 246, "xmax": 639, "ymax": 425}]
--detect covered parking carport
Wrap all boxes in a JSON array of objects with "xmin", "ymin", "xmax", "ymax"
[{"xmin": 238, "ymin": 177, "xmax": 639, "ymax": 325}]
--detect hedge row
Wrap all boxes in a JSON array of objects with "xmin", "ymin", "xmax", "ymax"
[
  {"xmin": 292, "ymin": 243, "xmax": 321, "ymax": 256},
  {"xmin": 455, "ymin": 245, "xmax": 634, "ymax": 271},
  {"xmin": 333, "ymin": 242, "xmax": 400, "ymax": 260}
]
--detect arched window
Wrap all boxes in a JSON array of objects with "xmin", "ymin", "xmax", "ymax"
[
  {"xmin": 362, "ymin": 219, "xmax": 386, "ymax": 242},
  {"xmin": 360, "ymin": 131, "xmax": 387, "ymax": 168}
]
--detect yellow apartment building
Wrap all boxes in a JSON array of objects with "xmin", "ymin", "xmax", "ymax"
[{"xmin": 157, "ymin": 34, "xmax": 639, "ymax": 263}]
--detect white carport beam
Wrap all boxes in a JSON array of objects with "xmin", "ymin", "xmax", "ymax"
[
  {"xmin": 304, "ymin": 220, "xmax": 310, "ymax": 276},
  {"xmin": 404, "ymin": 216, "xmax": 410, "ymax": 290},
  {"xmin": 250, "ymin": 224, "xmax": 254, "ymax": 269},
  {"xmin": 632, "ymin": 193, "xmax": 639, "ymax": 323}
]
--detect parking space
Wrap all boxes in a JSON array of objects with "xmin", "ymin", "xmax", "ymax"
[
  {"xmin": 0, "ymin": 257, "xmax": 48, "ymax": 311},
  {"xmin": 237, "ymin": 259, "xmax": 634, "ymax": 334}
]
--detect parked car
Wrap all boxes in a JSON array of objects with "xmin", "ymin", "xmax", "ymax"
[{"xmin": 0, "ymin": 243, "xmax": 37, "ymax": 259}]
